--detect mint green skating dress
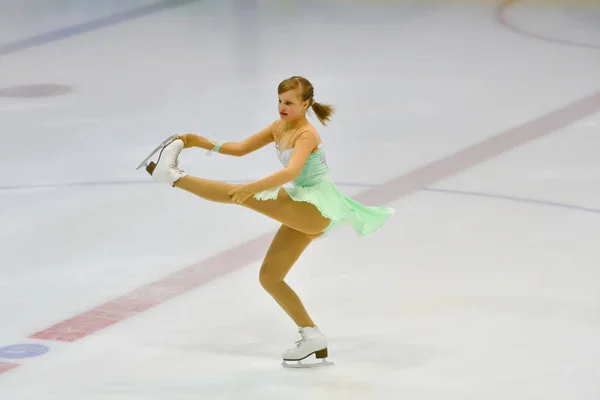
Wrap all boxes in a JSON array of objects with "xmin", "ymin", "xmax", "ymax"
[{"xmin": 253, "ymin": 142, "xmax": 395, "ymax": 237}]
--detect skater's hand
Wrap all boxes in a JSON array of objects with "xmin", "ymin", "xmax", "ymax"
[
  {"xmin": 228, "ymin": 185, "xmax": 254, "ymax": 204},
  {"xmin": 175, "ymin": 133, "xmax": 201, "ymax": 149}
]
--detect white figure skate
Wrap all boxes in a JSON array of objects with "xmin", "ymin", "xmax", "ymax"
[
  {"xmin": 139, "ymin": 136, "xmax": 186, "ymax": 186},
  {"xmin": 281, "ymin": 326, "xmax": 334, "ymax": 368}
]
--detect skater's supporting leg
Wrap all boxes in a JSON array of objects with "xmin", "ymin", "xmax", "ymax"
[
  {"xmin": 259, "ymin": 225, "xmax": 320, "ymax": 327},
  {"xmin": 174, "ymin": 175, "xmax": 331, "ymax": 235}
]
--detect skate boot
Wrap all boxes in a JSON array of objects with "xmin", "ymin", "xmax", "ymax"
[
  {"xmin": 145, "ymin": 138, "xmax": 187, "ymax": 186},
  {"xmin": 281, "ymin": 326, "xmax": 334, "ymax": 368},
  {"xmin": 136, "ymin": 134, "xmax": 176, "ymax": 170}
]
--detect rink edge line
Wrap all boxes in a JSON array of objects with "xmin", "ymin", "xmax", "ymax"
[
  {"xmin": 30, "ymin": 90, "xmax": 600, "ymax": 342},
  {"xmin": 495, "ymin": 0, "xmax": 600, "ymax": 51}
]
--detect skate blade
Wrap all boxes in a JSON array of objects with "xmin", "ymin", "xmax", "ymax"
[
  {"xmin": 136, "ymin": 134, "xmax": 177, "ymax": 170},
  {"xmin": 281, "ymin": 359, "xmax": 335, "ymax": 369}
]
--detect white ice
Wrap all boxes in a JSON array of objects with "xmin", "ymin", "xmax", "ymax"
[{"xmin": 0, "ymin": 0, "xmax": 599, "ymax": 399}]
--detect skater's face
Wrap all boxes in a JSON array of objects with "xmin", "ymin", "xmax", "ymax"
[{"xmin": 278, "ymin": 90, "xmax": 309, "ymax": 121}]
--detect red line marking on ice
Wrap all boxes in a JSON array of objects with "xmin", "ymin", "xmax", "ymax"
[
  {"xmin": 30, "ymin": 91, "xmax": 600, "ymax": 342},
  {"xmin": 30, "ymin": 234, "xmax": 274, "ymax": 342},
  {"xmin": 0, "ymin": 362, "xmax": 19, "ymax": 375}
]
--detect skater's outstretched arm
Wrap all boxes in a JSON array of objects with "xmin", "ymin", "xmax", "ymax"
[
  {"xmin": 177, "ymin": 121, "xmax": 276, "ymax": 157},
  {"xmin": 229, "ymin": 131, "xmax": 318, "ymax": 202}
]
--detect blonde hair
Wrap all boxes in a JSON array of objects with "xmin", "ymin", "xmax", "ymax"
[{"xmin": 278, "ymin": 76, "xmax": 335, "ymax": 126}]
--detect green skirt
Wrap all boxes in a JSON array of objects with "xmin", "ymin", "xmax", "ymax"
[{"xmin": 254, "ymin": 179, "xmax": 395, "ymax": 237}]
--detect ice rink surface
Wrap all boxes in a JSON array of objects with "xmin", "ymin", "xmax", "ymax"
[{"xmin": 0, "ymin": 0, "xmax": 599, "ymax": 398}]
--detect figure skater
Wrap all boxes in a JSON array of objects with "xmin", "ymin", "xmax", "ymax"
[{"xmin": 141, "ymin": 76, "xmax": 394, "ymax": 366}]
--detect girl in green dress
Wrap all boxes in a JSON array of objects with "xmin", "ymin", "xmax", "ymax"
[{"xmin": 143, "ymin": 76, "xmax": 394, "ymax": 366}]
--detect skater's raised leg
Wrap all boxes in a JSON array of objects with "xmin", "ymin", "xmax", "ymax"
[{"xmin": 149, "ymin": 139, "xmax": 331, "ymax": 236}]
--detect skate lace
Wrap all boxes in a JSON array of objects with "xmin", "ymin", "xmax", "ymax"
[
  {"xmin": 171, "ymin": 143, "xmax": 183, "ymax": 170},
  {"xmin": 293, "ymin": 330, "xmax": 307, "ymax": 348}
]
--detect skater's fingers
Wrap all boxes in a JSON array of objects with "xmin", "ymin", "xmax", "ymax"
[
  {"xmin": 175, "ymin": 134, "xmax": 197, "ymax": 149},
  {"xmin": 230, "ymin": 190, "xmax": 249, "ymax": 204},
  {"xmin": 175, "ymin": 135, "xmax": 189, "ymax": 148}
]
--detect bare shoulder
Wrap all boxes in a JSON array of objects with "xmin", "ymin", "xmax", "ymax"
[
  {"xmin": 299, "ymin": 122, "xmax": 322, "ymax": 141},
  {"xmin": 297, "ymin": 127, "xmax": 320, "ymax": 143},
  {"xmin": 268, "ymin": 119, "xmax": 282, "ymax": 130},
  {"xmin": 273, "ymin": 121, "xmax": 322, "ymax": 150},
  {"xmin": 293, "ymin": 126, "xmax": 322, "ymax": 153}
]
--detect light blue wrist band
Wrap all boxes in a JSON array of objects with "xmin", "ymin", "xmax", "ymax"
[{"xmin": 206, "ymin": 140, "xmax": 228, "ymax": 156}]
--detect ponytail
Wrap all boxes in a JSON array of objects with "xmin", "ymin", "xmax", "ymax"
[{"xmin": 311, "ymin": 101, "xmax": 335, "ymax": 126}]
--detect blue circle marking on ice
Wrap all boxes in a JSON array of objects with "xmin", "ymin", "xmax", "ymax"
[{"xmin": 0, "ymin": 344, "xmax": 49, "ymax": 359}]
